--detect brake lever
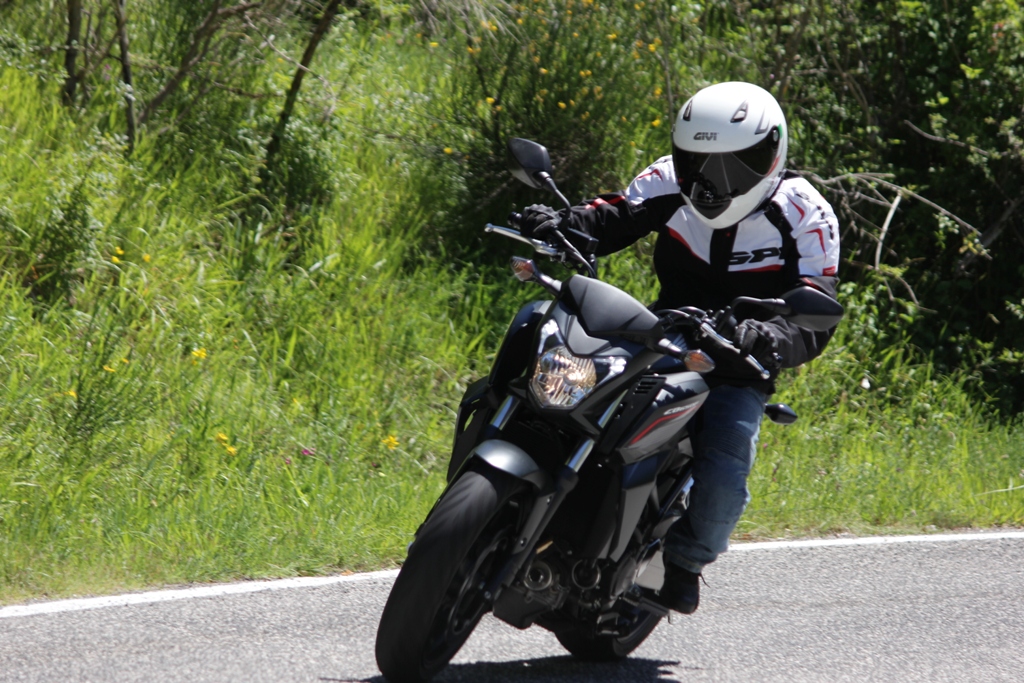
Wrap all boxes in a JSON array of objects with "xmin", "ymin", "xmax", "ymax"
[{"xmin": 697, "ymin": 320, "xmax": 771, "ymax": 380}]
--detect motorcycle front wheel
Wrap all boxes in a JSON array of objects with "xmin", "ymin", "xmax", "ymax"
[{"xmin": 375, "ymin": 465, "xmax": 525, "ymax": 682}]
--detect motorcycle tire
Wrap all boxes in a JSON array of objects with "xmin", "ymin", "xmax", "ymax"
[
  {"xmin": 554, "ymin": 601, "xmax": 662, "ymax": 661},
  {"xmin": 375, "ymin": 465, "xmax": 525, "ymax": 682}
]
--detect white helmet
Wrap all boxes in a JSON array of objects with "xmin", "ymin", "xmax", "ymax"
[{"xmin": 672, "ymin": 82, "xmax": 788, "ymax": 229}]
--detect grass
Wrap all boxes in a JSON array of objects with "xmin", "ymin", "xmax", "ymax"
[
  {"xmin": 1, "ymin": 14, "xmax": 1022, "ymax": 606},
  {"xmin": 743, "ymin": 327, "xmax": 1024, "ymax": 538}
]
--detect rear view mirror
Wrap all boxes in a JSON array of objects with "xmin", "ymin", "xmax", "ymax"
[
  {"xmin": 780, "ymin": 286, "xmax": 844, "ymax": 331},
  {"xmin": 508, "ymin": 138, "xmax": 554, "ymax": 190}
]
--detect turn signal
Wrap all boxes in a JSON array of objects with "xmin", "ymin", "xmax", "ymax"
[{"xmin": 683, "ymin": 349, "xmax": 716, "ymax": 373}]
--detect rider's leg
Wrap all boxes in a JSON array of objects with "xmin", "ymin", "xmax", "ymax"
[{"xmin": 657, "ymin": 384, "xmax": 766, "ymax": 611}]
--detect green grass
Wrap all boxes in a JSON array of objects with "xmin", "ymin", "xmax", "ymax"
[
  {"xmin": 743, "ymin": 329, "xmax": 1024, "ymax": 539},
  {"xmin": 1, "ymin": 14, "xmax": 1022, "ymax": 606},
  {"xmin": 0, "ymin": 48, "xmax": 471, "ymax": 602}
]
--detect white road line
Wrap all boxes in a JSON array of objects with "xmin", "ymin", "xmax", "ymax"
[
  {"xmin": 729, "ymin": 530, "xmax": 1024, "ymax": 552},
  {"xmin": 2, "ymin": 531, "xmax": 1022, "ymax": 620},
  {"xmin": 0, "ymin": 570, "xmax": 399, "ymax": 620}
]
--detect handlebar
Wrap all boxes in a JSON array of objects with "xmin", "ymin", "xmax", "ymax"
[
  {"xmin": 699, "ymin": 319, "xmax": 770, "ymax": 380},
  {"xmin": 490, "ymin": 223, "xmax": 768, "ymax": 380},
  {"xmin": 485, "ymin": 224, "xmax": 562, "ymax": 257},
  {"xmin": 659, "ymin": 308, "xmax": 771, "ymax": 380},
  {"xmin": 487, "ymin": 219, "xmax": 597, "ymax": 278}
]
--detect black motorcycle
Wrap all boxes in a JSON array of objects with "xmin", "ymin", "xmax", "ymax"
[{"xmin": 375, "ymin": 138, "xmax": 843, "ymax": 682}]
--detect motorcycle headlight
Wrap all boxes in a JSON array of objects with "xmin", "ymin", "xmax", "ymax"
[{"xmin": 529, "ymin": 320, "xmax": 627, "ymax": 408}]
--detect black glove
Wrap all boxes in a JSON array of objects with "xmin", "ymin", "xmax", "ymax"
[
  {"xmin": 519, "ymin": 204, "xmax": 562, "ymax": 239},
  {"xmin": 732, "ymin": 319, "xmax": 782, "ymax": 371}
]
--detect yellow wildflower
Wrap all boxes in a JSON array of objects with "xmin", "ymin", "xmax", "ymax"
[
  {"xmin": 215, "ymin": 432, "xmax": 229, "ymax": 444},
  {"xmin": 443, "ymin": 147, "xmax": 453, "ymax": 154},
  {"xmin": 225, "ymin": 445, "xmax": 238, "ymax": 456},
  {"xmin": 429, "ymin": 41, "xmax": 439, "ymax": 48},
  {"xmin": 558, "ymin": 101, "xmax": 567, "ymax": 109},
  {"xmin": 191, "ymin": 348, "xmax": 207, "ymax": 360},
  {"xmin": 654, "ymin": 86, "xmax": 663, "ymax": 97},
  {"xmin": 382, "ymin": 435, "xmax": 400, "ymax": 450},
  {"xmin": 115, "ymin": 246, "xmax": 124, "ymax": 255},
  {"xmin": 540, "ymin": 68, "xmax": 549, "ymax": 74},
  {"xmin": 143, "ymin": 253, "xmax": 151, "ymax": 263},
  {"xmin": 65, "ymin": 389, "xmax": 77, "ymax": 398},
  {"xmin": 652, "ymin": 119, "xmax": 662, "ymax": 127},
  {"xmin": 486, "ymin": 96, "xmax": 495, "ymax": 104},
  {"xmin": 607, "ymin": 33, "xmax": 618, "ymax": 40},
  {"xmin": 102, "ymin": 365, "xmax": 116, "ymax": 373},
  {"xmin": 111, "ymin": 255, "xmax": 120, "ymax": 264}
]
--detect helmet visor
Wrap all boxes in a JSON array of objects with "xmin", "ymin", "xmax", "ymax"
[{"xmin": 673, "ymin": 127, "xmax": 781, "ymax": 219}]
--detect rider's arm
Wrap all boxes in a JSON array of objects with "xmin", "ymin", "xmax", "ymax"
[
  {"xmin": 762, "ymin": 179, "xmax": 842, "ymax": 368},
  {"xmin": 567, "ymin": 156, "xmax": 684, "ymax": 256}
]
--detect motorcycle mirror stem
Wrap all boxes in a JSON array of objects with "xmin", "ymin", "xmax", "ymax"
[{"xmin": 507, "ymin": 138, "xmax": 574, "ymax": 213}]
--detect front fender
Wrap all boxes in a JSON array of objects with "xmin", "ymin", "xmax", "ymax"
[{"xmin": 460, "ymin": 439, "xmax": 552, "ymax": 491}]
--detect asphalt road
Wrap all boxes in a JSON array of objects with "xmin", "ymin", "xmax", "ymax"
[{"xmin": 2, "ymin": 533, "xmax": 1023, "ymax": 682}]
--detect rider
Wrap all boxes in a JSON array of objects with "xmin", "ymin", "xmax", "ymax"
[{"xmin": 518, "ymin": 81, "xmax": 841, "ymax": 614}]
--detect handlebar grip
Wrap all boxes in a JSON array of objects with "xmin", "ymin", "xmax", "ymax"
[{"xmin": 508, "ymin": 211, "xmax": 524, "ymax": 228}]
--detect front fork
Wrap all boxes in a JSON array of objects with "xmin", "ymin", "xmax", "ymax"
[{"xmin": 479, "ymin": 396, "xmax": 607, "ymax": 597}]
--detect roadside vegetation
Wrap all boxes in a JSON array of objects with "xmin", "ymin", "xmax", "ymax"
[{"xmin": 1, "ymin": 0, "xmax": 1022, "ymax": 604}]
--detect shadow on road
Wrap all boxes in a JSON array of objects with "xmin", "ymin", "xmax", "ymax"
[{"xmin": 337, "ymin": 655, "xmax": 684, "ymax": 682}]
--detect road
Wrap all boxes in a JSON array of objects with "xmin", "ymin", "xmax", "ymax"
[{"xmin": 2, "ymin": 532, "xmax": 1023, "ymax": 682}]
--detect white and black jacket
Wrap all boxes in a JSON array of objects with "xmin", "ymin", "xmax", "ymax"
[{"xmin": 567, "ymin": 155, "xmax": 841, "ymax": 392}]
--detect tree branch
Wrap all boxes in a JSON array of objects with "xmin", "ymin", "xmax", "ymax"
[
  {"xmin": 113, "ymin": 0, "xmax": 136, "ymax": 153},
  {"xmin": 957, "ymin": 193, "xmax": 1024, "ymax": 271},
  {"xmin": 903, "ymin": 119, "xmax": 995, "ymax": 158},
  {"xmin": 138, "ymin": 1, "xmax": 262, "ymax": 126},
  {"xmin": 62, "ymin": 0, "xmax": 83, "ymax": 106},
  {"xmin": 263, "ymin": 0, "xmax": 342, "ymax": 173},
  {"xmin": 806, "ymin": 171, "xmax": 981, "ymax": 237}
]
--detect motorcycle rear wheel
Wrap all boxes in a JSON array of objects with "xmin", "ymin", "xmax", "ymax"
[
  {"xmin": 555, "ymin": 601, "xmax": 663, "ymax": 661},
  {"xmin": 375, "ymin": 465, "xmax": 525, "ymax": 682}
]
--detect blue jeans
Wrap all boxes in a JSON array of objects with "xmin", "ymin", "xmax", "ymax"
[{"xmin": 662, "ymin": 384, "xmax": 767, "ymax": 574}]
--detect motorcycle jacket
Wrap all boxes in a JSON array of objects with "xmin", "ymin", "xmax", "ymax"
[{"xmin": 566, "ymin": 155, "xmax": 841, "ymax": 393}]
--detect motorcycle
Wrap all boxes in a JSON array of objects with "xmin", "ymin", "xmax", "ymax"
[{"xmin": 374, "ymin": 138, "xmax": 844, "ymax": 682}]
